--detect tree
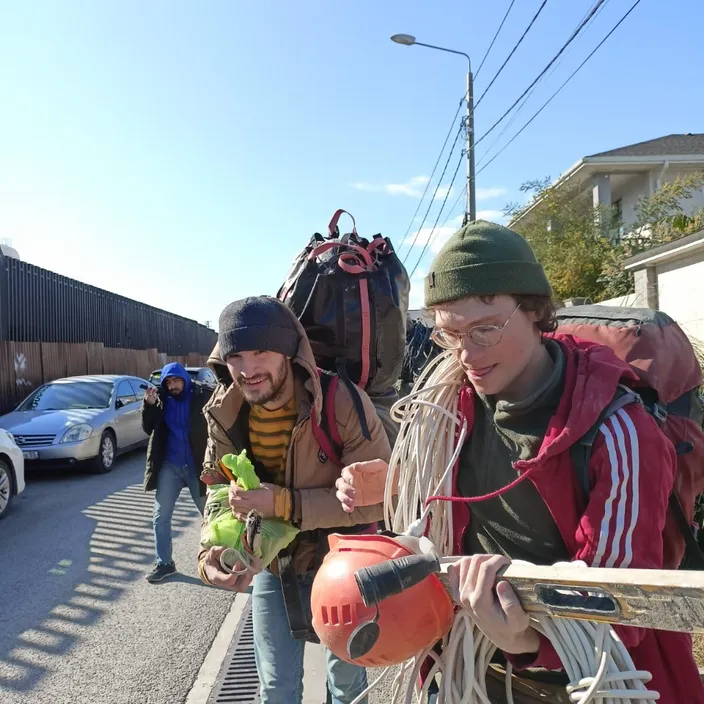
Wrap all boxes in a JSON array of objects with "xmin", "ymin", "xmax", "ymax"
[
  {"xmin": 504, "ymin": 178, "xmax": 616, "ymax": 303},
  {"xmin": 506, "ymin": 172, "xmax": 704, "ymax": 302}
]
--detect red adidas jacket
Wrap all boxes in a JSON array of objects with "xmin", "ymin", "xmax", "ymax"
[{"xmin": 449, "ymin": 333, "xmax": 703, "ymax": 703}]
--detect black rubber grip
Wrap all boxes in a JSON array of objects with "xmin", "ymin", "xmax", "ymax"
[{"xmin": 354, "ymin": 553, "xmax": 440, "ymax": 607}]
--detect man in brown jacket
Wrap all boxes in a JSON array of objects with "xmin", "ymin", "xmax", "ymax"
[{"xmin": 197, "ymin": 296, "xmax": 391, "ymax": 704}]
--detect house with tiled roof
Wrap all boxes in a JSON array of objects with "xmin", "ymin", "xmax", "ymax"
[{"xmin": 511, "ymin": 134, "xmax": 704, "ymax": 232}]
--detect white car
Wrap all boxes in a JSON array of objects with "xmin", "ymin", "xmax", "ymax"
[{"xmin": 0, "ymin": 428, "xmax": 25, "ymax": 519}]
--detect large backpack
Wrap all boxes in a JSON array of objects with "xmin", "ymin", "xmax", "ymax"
[
  {"xmin": 555, "ymin": 305, "xmax": 704, "ymax": 570},
  {"xmin": 277, "ymin": 209, "xmax": 410, "ymax": 397}
]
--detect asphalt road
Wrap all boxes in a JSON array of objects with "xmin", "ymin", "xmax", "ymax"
[{"xmin": 0, "ymin": 451, "xmax": 236, "ymax": 704}]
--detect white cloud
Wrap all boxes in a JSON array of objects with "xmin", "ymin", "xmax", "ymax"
[
  {"xmin": 408, "ymin": 268, "xmax": 427, "ymax": 310},
  {"xmin": 476, "ymin": 187, "xmax": 507, "ymax": 201},
  {"xmin": 351, "ymin": 179, "xmax": 506, "ymax": 207},
  {"xmin": 351, "ymin": 176, "xmax": 453, "ymax": 201},
  {"xmin": 477, "ymin": 209, "xmax": 508, "ymax": 222},
  {"xmin": 402, "ymin": 210, "xmax": 508, "ymax": 256}
]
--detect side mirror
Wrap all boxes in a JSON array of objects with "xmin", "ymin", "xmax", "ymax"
[{"xmin": 115, "ymin": 399, "xmax": 124, "ymax": 410}]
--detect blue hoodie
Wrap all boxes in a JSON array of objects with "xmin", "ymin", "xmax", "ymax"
[{"xmin": 160, "ymin": 362, "xmax": 195, "ymax": 470}]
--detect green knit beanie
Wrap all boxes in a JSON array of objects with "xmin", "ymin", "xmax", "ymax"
[{"xmin": 424, "ymin": 220, "xmax": 552, "ymax": 307}]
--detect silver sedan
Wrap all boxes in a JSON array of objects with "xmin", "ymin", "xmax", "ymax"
[{"xmin": 0, "ymin": 375, "xmax": 154, "ymax": 473}]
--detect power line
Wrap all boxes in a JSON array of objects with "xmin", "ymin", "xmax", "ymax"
[
  {"xmin": 400, "ymin": 0, "xmax": 523, "ymax": 259},
  {"xmin": 406, "ymin": 0, "xmax": 623, "ymax": 271},
  {"xmin": 476, "ymin": 0, "xmax": 612, "ymax": 168},
  {"xmin": 475, "ymin": 0, "xmax": 549, "ymax": 110},
  {"xmin": 398, "ymin": 102, "xmax": 464, "ymax": 261},
  {"xmin": 474, "ymin": 0, "xmax": 517, "ymax": 80},
  {"xmin": 474, "ymin": 0, "xmax": 607, "ymax": 149},
  {"xmin": 408, "ymin": 151, "xmax": 466, "ymax": 277},
  {"xmin": 403, "ymin": 125, "xmax": 464, "ymax": 264},
  {"xmin": 441, "ymin": 186, "xmax": 468, "ymax": 230},
  {"xmin": 475, "ymin": 0, "xmax": 643, "ymax": 177}
]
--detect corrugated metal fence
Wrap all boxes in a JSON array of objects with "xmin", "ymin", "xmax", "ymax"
[
  {"xmin": 0, "ymin": 255, "xmax": 217, "ymax": 355},
  {"xmin": 0, "ymin": 340, "xmax": 209, "ymax": 413}
]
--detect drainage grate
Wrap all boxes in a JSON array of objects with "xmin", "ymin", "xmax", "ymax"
[{"xmin": 208, "ymin": 598, "xmax": 260, "ymax": 703}]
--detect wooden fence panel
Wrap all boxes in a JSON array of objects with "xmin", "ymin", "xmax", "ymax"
[
  {"xmin": 147, "ymin": 349, "xmax": 160, "ymax": 375},
  {"xmin": 9, "ymin": 341, "xmax": 44, "ymax": 407},
  {"xmin": 41, "ymin": 343, "xmax": 69, "ymax": 383},
  {"xmin": 134, "ymin": 350, "xmax": 151, "ymax": 379},
  {"xmin": 102, "ymin": 347, "xmax": 130, "ymax": 376},
  {"xmin": 66, "ymin": 344, "xmax": 89, "ymax": 378},
  {"xmin": 0, "ymin": 342, "xmax": 15, "ymax": 411},
  {"xmin": 86, "ymin": 342, "xmax": 105, "ymax": 375}
]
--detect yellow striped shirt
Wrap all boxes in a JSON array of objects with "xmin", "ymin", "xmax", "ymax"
[{"xmin": 248, "ymin": 397, "xmax": 297, "ymax": 486}]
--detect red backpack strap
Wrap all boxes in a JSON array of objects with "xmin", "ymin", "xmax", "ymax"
[{"xmin": 310, "ymin": 370, "xmax": 344, "ymax": 468}]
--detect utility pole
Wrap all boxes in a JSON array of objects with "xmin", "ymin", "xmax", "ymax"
[
  {"xmin": 391, "ymin": 34, "xmax": 476, "ymax": 224},
  {"xmin": 466, "ymin": 68, "xmax": 476, "ymax": 224}
]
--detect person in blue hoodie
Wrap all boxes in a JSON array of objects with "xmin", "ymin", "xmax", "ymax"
[{"xmin": 142, "ymin": 362, "xmax": 214, "ymax": 583}]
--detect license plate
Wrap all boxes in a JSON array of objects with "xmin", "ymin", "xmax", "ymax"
[{"xmin": 22, "ymin": 451, "xmax": 39, "ymax": 460}]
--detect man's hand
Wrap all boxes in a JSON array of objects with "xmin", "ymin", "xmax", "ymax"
[
  {"xmin": 335, "ymin": 459, "xmax": 391, "ymax": 513},
  {"xmin": 144, "ymin": 386, "xmax": 159, "ymax": 406},
  {"xmin": 202, "ymin": 546, "xmax": 258, "ymax": 591},
  {"xmin": 228, "ymin": 482, "xmax": 277, "ymax": 520},
  {"xmin": 446, "ymin": 554, "xmax": 540, "ymax": 656}
]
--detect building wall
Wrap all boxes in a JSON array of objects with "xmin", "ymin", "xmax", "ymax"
[
  {"xmin": 613, "ymin": 168, "xmax": 704, "ymax": 229},
  {"xmin": 656, "ymin": 252, "xmax": 704, "ymax": 341}
]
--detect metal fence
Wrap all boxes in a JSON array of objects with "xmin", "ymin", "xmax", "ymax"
[{"xmin": 0, "ymin": 254, "xmax": 216, "ymax": 355}]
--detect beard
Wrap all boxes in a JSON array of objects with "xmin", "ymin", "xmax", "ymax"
[{"xmin": 236, "ymin": 358, "xmax": 289, "ymax": 406}]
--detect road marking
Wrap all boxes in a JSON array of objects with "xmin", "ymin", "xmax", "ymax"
[{"xmin": 184, "ymin": 591, "xmax": 250, "ymax": 704}]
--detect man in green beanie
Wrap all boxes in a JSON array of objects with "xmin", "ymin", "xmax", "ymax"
[{"xmin": 334, "ymin": 221, "xmax": 700, "ymax": 703}]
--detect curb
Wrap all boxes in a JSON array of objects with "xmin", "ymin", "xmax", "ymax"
[{"xmin": 184, "ymin": 592, "xmax": 251, "ymax": 704}]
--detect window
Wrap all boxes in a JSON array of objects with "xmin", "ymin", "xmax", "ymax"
[
  {"xmin": 129, "ymin": 379, "xmax": 147, "ymax": 400},
  {"xmin": 18, "ymin": 381, "xmax": 113, "ymax": 411},
  {"xmin": 116, "ymin": 380, "xmax": 137, "ymax": 407},
  {"xmin": 199, "ymin": 369, "xmax": 216, "ymax": 385}
]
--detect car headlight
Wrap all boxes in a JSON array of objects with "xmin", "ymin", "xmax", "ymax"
[{"xmin": 61, "ymin": 424, "xmax": 94, "ymax": 444}]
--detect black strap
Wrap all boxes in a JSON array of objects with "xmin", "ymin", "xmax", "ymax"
[
  {"xmin": 572, "ymin": 385, "xmax": 704, "ymax": 570},
  {"xmin": 669, "ymin": 491, "xmax": 704, "ymax": 570},
  {"xmin": 570, "ymin": 385, "xmax": 641, "ymax": 502},
  {"xmin": 336, "ymin": 360, "xmax": 371, "ymax": 441},
  {"xmin": 277, "ymin": 550, "xmax": 320, "ymax": 643}
]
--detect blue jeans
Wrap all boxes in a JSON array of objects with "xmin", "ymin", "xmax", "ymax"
[
  {"xmin": 153, "ymin": 461, "xmax": 205, "ymax": 566},
  {"xmin": 252, "ymin": 569, "xmax": 368, "ymax": 704}
]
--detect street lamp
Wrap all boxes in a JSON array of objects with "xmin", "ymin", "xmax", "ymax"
[{"xmin": 391, "ymin": 34, "xmax": 476, "ymax": 224}]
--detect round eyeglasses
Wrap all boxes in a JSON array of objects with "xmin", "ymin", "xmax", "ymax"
[{"xmin": 431, "ymin": 304, "xmax": 521, "ymax": 349}]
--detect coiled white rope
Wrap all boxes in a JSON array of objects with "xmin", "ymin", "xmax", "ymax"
[{"xmin": 352, "ymin": 351, "xmax": 659, "ymax": 704}]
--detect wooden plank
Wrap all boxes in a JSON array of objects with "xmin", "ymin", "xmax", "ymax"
[
  {"xmin": 41, "ymin": 342, "xmax": 68, "ymax": 383},
  {"xmin": 11, "ymin": 342, "xmax": 44, "ymax": 406},
  {"xmin": 0, "ymin": 342, "xmax": 16, "ymax": 412},
  {"xmin": 134, "ymin": 350, "xmax": 151, "ymax": 380},
  {"xmin": 66, "ymin": 343, "xmax": 88, "ymax": 378},
  {"xmin": 86, "ymin": 342, "xmax": 105, "ymax": 375},
  {"xmin": 434, "ymin": 559, "xmax": 704, "ymax": 634}
]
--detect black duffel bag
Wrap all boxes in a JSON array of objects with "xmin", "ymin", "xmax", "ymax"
[{"xmin": 277, "ymin": 209, "xmax": 409, "ymax": 397}]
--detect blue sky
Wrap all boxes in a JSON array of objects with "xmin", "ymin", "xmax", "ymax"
[{"xmin": 1, "ymin": 0, "xmax": 702, "ymax": 328}]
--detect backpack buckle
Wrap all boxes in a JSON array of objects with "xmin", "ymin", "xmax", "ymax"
[{"xmin": 652, "ymin": 402, "xmax": 668, "ymax": 422}]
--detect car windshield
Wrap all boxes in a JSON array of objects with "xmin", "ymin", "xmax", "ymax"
[{"xmin": 18, "ymin": 381, "xmax": 114, "ymax": 411}]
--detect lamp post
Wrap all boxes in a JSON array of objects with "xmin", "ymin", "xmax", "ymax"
[{"xmin": 391, "ymin": 34, "xmax": 476, "ymax": 224}]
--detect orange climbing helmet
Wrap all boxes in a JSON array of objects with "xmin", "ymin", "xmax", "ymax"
[{"xmin": 310, "ymin": 533, "xmax": 454, "ymax": 667}]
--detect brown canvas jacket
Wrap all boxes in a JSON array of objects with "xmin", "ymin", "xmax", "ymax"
[{"xmin": 197, "ymin": 306, "xmax": 391, "ymax": 576}]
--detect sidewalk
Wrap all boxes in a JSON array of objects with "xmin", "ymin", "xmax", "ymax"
[{"xmin": 302, "ymin": 642, "xmax": 329, "ymax": 703}]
